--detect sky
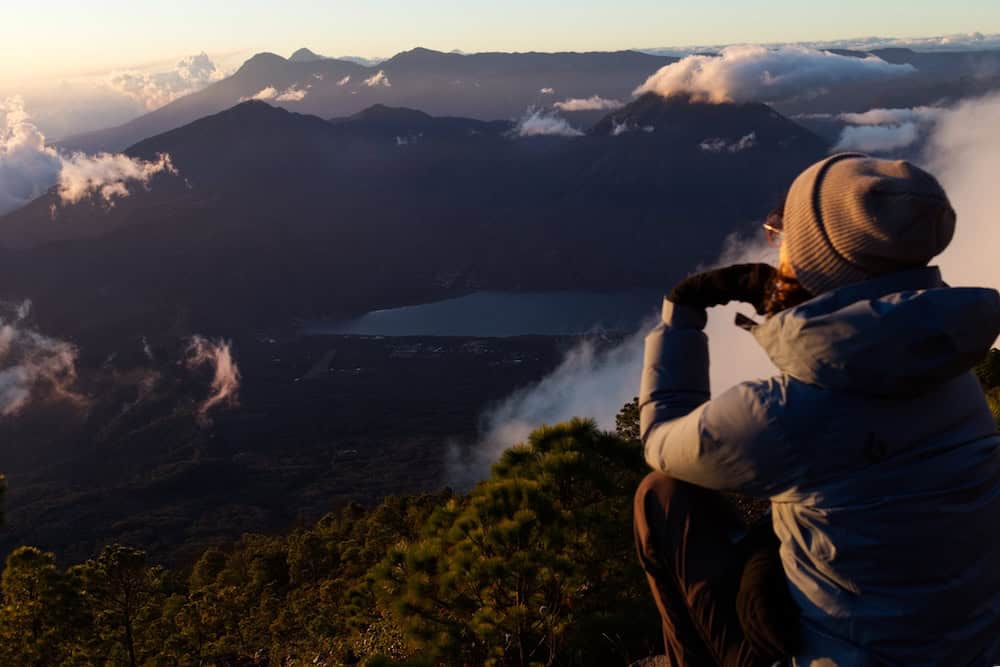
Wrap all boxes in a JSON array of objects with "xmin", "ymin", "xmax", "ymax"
[{"xmin": 2, "ymin": 0, "xmax": 999, "ymax": 87}]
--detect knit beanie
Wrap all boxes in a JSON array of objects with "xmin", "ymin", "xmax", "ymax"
[{"xmin": 783, "ymin": 153, "xmax": 956, "ymax": 295}]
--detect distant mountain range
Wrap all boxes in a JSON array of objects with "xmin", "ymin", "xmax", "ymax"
[
  {"xmin": 0, "ymin": 95, "xmax": 827, "ymax": 339},
  {"xmin": 58, "ymin": 48, "xmax": 678, "ymax": 153},
  {"xmin": 55, "ymin": 45, "xmax": 1000, "ymax": 157}
]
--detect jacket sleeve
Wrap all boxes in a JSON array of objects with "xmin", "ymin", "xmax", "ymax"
[{"xmin": 640, "ymin": 298, "xmax": 789, "ymax": 496}]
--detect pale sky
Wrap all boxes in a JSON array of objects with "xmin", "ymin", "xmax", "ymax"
[{"xmin": 1, "ymin": 0, "xmax": 999, "ymax": 86}]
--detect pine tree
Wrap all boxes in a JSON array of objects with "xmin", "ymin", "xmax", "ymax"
[
  {"xmin": 374, "ymin": 419, "xmax": 659, "ymax": 666},
  {"xmin": 0, "ymin": 546, "xmax": 87, "ymax": 665}
]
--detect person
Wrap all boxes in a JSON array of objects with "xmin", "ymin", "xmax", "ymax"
[{"xmin": 634, "ymin": 153, "xmax": 1000, "ymax": 666}]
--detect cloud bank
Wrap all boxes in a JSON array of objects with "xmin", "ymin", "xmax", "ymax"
[
  {"xmin": 832, "ymin": 105, "xmax": 944, "ymax": 153},
  {"xmin": 833, "ymin": 123, "xmax": 920, "ymax": 153},
  {"xmin": 108, "ymin": 52, "xmax": 224, "ymax": 111},
  {"xmin": 554, "ymin": 96, "xmax": 624, "ymax": 112},
  {"xmin": 635, "ymin": 45, "xmax": 914, "ymax": 104},
  {"xmin": 514, "ymin": 108, "xmax": 583, "ymax": 137},
  {"xmin": 185, "ymin": 336, "xmax": 241, "ymax": 422},
  {"xmin": 0, "ymin": 301, "xmax": 83, "ymax": 417},
  {"xmin": 1, "ymin": 97, "xmax": 176, "ymax": 215},
  {"xmin": 925, "ymin": 92, "xmax": 1000, "ymax": 295}
]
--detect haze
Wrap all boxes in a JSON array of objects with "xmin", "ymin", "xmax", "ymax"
[{"xmin": 3, "ymin": 0, "xmax": 1000, "ymax": 87}]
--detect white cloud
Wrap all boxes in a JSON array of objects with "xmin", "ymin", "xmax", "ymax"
[
  {"xmin": 276, "ymin": 86, "xmax": 308, "ymax": 102},
  {"xmin": 833, "ymin": 123, "xmax": 920, "ymax": 152},
  {"xmin": 248, "ymin": 86, "xmax": 278, "ymax": 101},
  {"xmin": 540, "ymin": 87, "xmax": 555, "ymax": 95},
  {"xmin": 337, "ymin": 75, "xmax": 351, "ymax": 86},
  {"xmin": 1, "ymin": 97, "xmax": 175, "ymax": 215},
  {"xmin": 0, "ymin": 300, "xmax": 83, "ymax": 418},
  {"xmin": 699, "ymin": 131, "xmax": 757, "ymax": 153},
  {"xmin": 635, "ymin": 45, "xmax": 914, "ymax": 104},
  {"xmin": 57, "ymin": 151, "xmax": 175, "ymax": 206},
  {"xmin": 514, "ymin": 108, "xmax": 583, "ymax": 137},
  {"xmin": 0, "ymin": 97, "xmax": 62, "ymax": 214},
  {"xmin": 185, "ymin": 335, "xmax": 241, "ymax": 423},
  {"xmin": 553, "ymin": 95, "xmax": 625, "ymax": 112},
  {"xmin": 839, "ymin": 106, "xmax": 943, "ymax": 126},
  {"xmin": 925, "ymin": 93, "xmax": 1000, "ymax": 299},
  {"xmin": 107, "ymin": 52, "xmax": 224, "ymax": 111},
  {"xmin": 363, "ymin": 70, "xmax": 391, "ymax": 88}
]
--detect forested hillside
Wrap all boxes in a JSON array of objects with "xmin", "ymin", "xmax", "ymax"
[{"xmin": 0, "ymin": 412, "xmax": 660, "ymax": 666}]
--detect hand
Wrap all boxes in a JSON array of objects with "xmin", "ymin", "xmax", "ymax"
[{"xmin": 669, "ymin": 263, "xmax": 776, "ymax": 315}]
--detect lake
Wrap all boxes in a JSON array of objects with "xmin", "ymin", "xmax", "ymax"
[{"xmin": 306, "ymin": 290, "xmax": 663, "ymax": 337}]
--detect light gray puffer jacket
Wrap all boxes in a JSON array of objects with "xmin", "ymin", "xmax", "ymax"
[{"xmin": 640, "ymin": 266, "xmax": 1000, "ymax": 666}]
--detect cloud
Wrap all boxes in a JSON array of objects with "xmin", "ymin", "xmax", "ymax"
[
  {"xmin": 839, "ymin": 106, "xmax": 942, "ymax": 126},
  {"xmin": 1, "ymin": 97, "xmax": 176, "ymax": 215},
  {"xmin": 337, "ymin": 75, "xmax": 351, "ymax": 86},
  {"xmin": 240, "ymin": 84, "xmax": 309, "ymax": 103},
  {"xmin": 924, "ymin": 93, "xmax": 1000, "ymax": 298},
  {"xmin": 830, "ymin": 105, "xmax": 945, "ymax": 153},
  {"xmin": 514, "ymin": 108, "xmax": 583, "ymax": 137},
  {"xmin": 540, "ymin": 87, "xmax": 555, "ymax": 95},
  {"xmin": 363, "ymin": 70, "xmax": 391, "ymax": 88},
  {"xmin": 107, "ymin": 52, "xmax": 224, "ymax": 111},
  {"xmin": 699, "ymin": 131, "xmax": 757, "ymax": 153},
  {"xmin": 0, "ymin": 97, "xmax": 63, "ymax": 214},
  {"xmin": 57, "ymin": 152, "xmax": 175, "ymax": 206},
  {"xmin": 635, "ymin": 45, "xmax": 914, "ymax": 104},
  {"xmin": 248, "ymin": 86, "xmax": 278, "ymax": 101},
  {"xmin": 448, "ymin": 232, "xmax": 778, "ymax": 486},
  {"xmin": 553, "ymin": 96, "xmax": 625, "ymax": 112},
  {"xmin": 833, "ymin": 123, "xmax": 920, "ymax": 152},
  {"xmin": 275, "ymin": 86, "xmax": 308, "ymax": 102},
  {"xmin": 0, "ymin": 300, "xmax": 84, "ymax": 417},
  {"xmin": 185, "ymin": 335, "xmax": 241, "ymax": 423}
]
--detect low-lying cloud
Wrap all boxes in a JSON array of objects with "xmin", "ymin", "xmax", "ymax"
[
  {"xmin": 925, "ymin": 92, "xmax": 1000, "ymax": 295},
  {"xmin": 554, "ymin": 96, "xmax": 624, "ymax": 112},
  {"xmin": 244, "ymin": 85, "xmax": 309, "ymax": 102},
  {"xmin": 449, "ymin": 234, "xmax": 777, "ymax": 486},
  {"xmin": 699, "ymin": 131, "xmax": 757, "ymax": 153},
  {"xmin": 185, "ymin": 335, "xmax": 241, "ymax": 423},
  {"xmin": 108, "ymin": 52, "xmax": 224, "ymax": 111},
  {"xmin": 0, "ymin": 301, "xmax": 84, "ymax": 417},
  {"xmin": 514, "ymin": 108, "xmax": 583, "ymax": 137},
  {"xmin": 635, "ymin": 45, "xmax": 914, "ymax": 104},
  {"xmin": 832, "ymin": 105, "xmax": 944, "ymax": 153},
  {"xmin": 833, "ymin": 123, "xmax": 920, "ymax": 153},
  {"xmin": 363, "ymin": 70, "xmax": 392, "ymax": 88},
  {"xmin": 1, "ymin": 97, "xmax": 176, "ymax": 215}
]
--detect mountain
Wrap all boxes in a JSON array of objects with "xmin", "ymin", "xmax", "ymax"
[
  {"xmin": 0, "ymin": 96, "xmax": 828, "ymax": 561},
  {"xmin": 288, "ymin": 47, "xmax": 328, "ymax": 62},
  {"xmin": 1, "ymin": 97, "xmax": 827, "ymax": 340},
  {"xmin": 58, "ymin": 48, "xmax": 677, "ymax": 153}
]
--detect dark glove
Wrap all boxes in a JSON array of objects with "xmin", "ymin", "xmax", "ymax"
[{"xmin": 669, "ymin": 263, "xmax": 776, "ymax": 315}]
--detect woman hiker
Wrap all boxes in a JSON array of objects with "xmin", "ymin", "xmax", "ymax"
[{"xmin": 634, "ymin": 153, "xmax": 1000, "ymax": 666}]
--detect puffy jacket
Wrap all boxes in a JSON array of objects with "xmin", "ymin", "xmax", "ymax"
[{"xmin": 640, "ymin": 266, "xmax": 1000, "ymax": 666}]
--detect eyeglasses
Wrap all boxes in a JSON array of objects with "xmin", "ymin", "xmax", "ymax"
[{"xmin": 762, "ymin": 212, "xmax": 783, "ymax": 247}]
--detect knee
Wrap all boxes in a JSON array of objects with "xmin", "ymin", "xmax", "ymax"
[{"xmin": 634, "ymin": 471, "xmax": 686, "ymax": 525}]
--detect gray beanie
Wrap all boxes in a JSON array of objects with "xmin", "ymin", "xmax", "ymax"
[{"xmin": 783, "ymin": 153, "xmax": 956, "ymax": 295}]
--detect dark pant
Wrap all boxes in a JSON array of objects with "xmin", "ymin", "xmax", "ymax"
[{"xmin": 634, "ymin": 472, "xmax": 798, "ymax": 667}]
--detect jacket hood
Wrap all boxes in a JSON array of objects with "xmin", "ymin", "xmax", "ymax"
[{"xmin": 750, "ymin": 267, "xmax": 1000, "ymax": 396}]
